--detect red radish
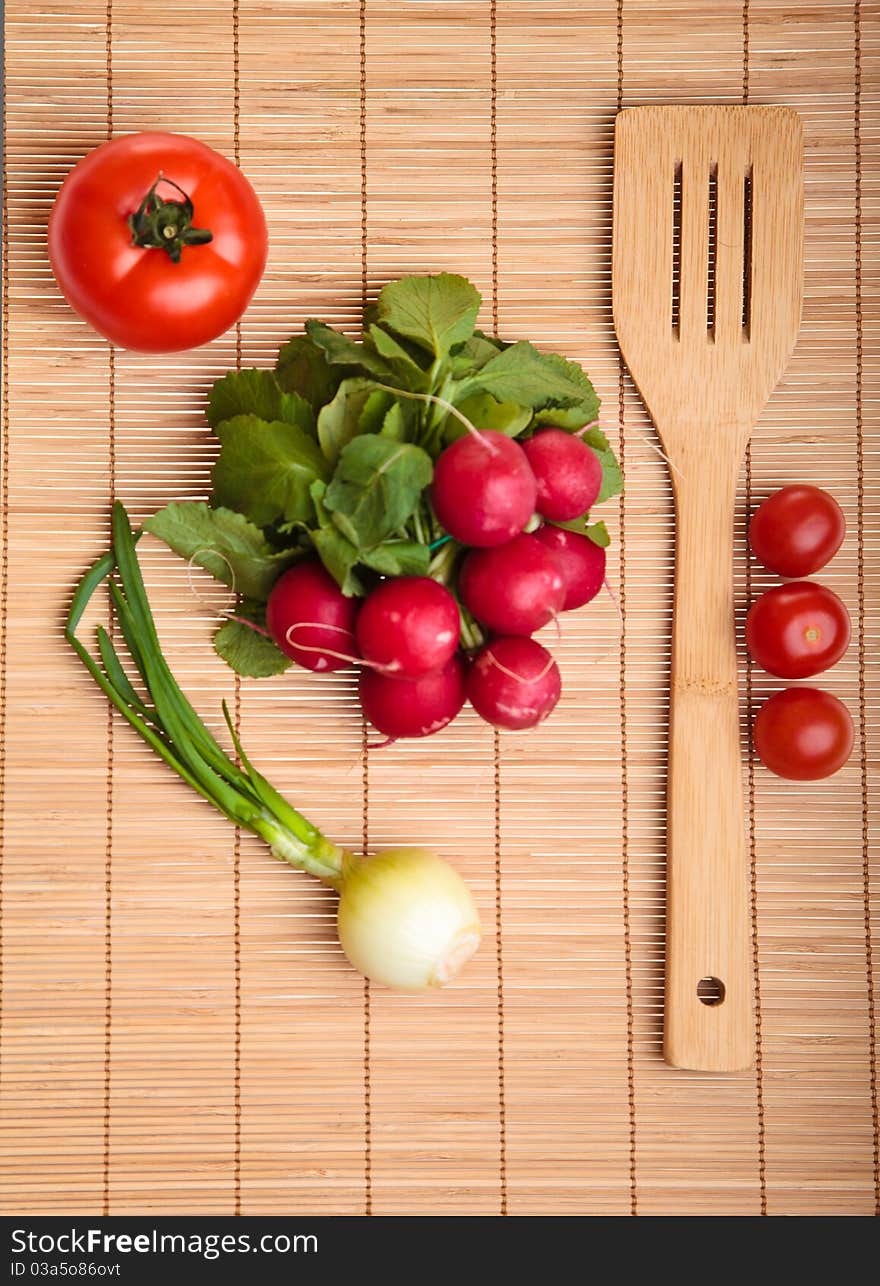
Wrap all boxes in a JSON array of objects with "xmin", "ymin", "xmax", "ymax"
[
  {"xmin": 467, "ymin": 636, "xmax": 561, "ymax": 730},
  {"xmin": 356, "ymin": 576, "xmax": 460, "ymax": 678},
  {"xmin": 458, "ymin": 532, "xmax": 565, "ymax": 635},
  {"xmin": 533, "ymin": 525, "xmax": 606, "ymax": 610},
  {"xmin": 431, "ymin": 430, "xmax": 537, "ymax": 547},
  {"xmin": 522, "ymin": 428, "xmax": 602, "ymax": 521},
  {"xmin": 266, "ymin": 562, "xmax": 359, "ymax": 672},
  {"xmin": 359, "ymin": 654, "xmax": 466, "ymax": 739}
]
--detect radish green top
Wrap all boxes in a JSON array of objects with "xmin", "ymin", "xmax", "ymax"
[{"xmin": 141, "ymin": 272, "xmax": 621, "ymax": 679}]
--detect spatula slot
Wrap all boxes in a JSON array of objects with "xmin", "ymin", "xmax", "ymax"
[
  {"xmin": 742, "ymin": 166, "xmax": 753, "ymax": 339},
  {"xmin": 707, "ymin": 164, "xmax": 718, "ymax": 338},
  {"xmin": 671, "ymin": 161, "xmax": 682, "ymax": 336}
]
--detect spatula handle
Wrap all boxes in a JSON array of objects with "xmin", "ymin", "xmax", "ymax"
[{"xmin": 665, "ymin": 451, "xmax": 754, "ymax": 1072}]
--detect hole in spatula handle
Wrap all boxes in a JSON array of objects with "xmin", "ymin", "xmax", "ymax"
[{"xmin": 697, "ymin": 976, "xmax": 726, "ymax": 1006}]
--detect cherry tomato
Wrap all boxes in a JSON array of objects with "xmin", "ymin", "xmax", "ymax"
[
  {"xmin": 753, "ymin": 687, "xmax": 853, "ymax": 780},
  {"xmin": 745, "ymin": 581, "xmax": 850, "ymax": 678},
  {"xmin": 48, "ymin": 132, "xmax": 267, "ymax": 352},
  {"xmin": 749, "ymin": 485, "xmax": 845, "ymax": 577}
]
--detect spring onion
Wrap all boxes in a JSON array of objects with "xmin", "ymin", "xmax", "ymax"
[{"xmin": 67, "ymin": 502, "xmax": 482, "ymax": 991}]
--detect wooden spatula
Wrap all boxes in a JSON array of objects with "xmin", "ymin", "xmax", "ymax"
[{"xmin": 612, "ymin": 106, "xmax": 804, "ymax": 1072}]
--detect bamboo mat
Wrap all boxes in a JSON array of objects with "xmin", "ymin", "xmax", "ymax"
[{"xmin": 1, "ymin": 0, "xmax": 878, "ymax": 1217}]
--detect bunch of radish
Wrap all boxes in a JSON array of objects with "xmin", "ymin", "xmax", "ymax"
[{"xmin": 265, "ymin": 426, "xmax": 610, "ymax": 741}]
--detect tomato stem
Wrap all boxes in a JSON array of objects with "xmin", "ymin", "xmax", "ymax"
[{"xmin": 128, "ymin": 173, "xmax": 213, "ymax": 263}]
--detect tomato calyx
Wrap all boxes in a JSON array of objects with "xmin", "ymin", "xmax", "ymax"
[{"xmin": 127, "ymin": 173, "xmax": 213, "ymax": 263}]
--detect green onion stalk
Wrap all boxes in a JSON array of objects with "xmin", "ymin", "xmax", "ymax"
[{"xmin": 67, "ymin": 502, "xmax": 482, "ymax": 992}]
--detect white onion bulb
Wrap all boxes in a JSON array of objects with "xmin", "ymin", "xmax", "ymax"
[{"xmin": 337, "ymin": 847, "xmax": 482, "ymax": 991}]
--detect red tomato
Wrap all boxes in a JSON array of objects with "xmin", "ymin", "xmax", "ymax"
[
  {"xmin": 48, "ymin": 132, "xmax": 267, "ymax": 352},
  {"xmin": 749, "ymin": 485, "xmax": 845, "ymax": 577},
  {"xmin": 753, "ymin": 687, "xmax": 853, "ymax": 780},
  {"xmin": 745, "ymin": 581, "xmax": 850, "ymax": 678}
]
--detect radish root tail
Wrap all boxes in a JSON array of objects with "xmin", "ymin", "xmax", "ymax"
[{"xmin": 484, "ymin": 649, "xmax": 557, "ymax": 686}]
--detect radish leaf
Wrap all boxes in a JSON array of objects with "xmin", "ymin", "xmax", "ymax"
[
  {"xmin": 305, "ymin": 320, "xmax": 393, "ymax": 378},
  {"xmin": 144, "ymin": 502, "xmax": 295, "ymax": 600},
  {"xmin": 580, "ymin": 426, "xmax": 624, "ymax": 504},
  {"xmin": 445, "ymin": 392, "xmax": 531, "ymax": 441},
  {"xmin": 377, "ymin": 273, "xmax": 481, "ymax": 359},
  {"xmin": 585, "ymin": 521, "xmax": 611, "ymax": 548},
  {"xmin": 317, "ymin": 378, "xmax": 378, "ymax": 466},
  {"xmin": 213, "ymin": 415, "xmax": 329, "ymax": 528},
  {"xmin": 214, "ymin": 618, "xmax": 291, "ymax": 678},
  {"xmin": 359, "ymin": 541, "xmax": 431, "ymax": 577},
  {"xmin": 208, "ymin": 369, "xmax": 315, "ymax": 436},
  {"xmin": 311, "ymin": 526, "xmax": 364, "ymax": 596},
  {"xmin": 457, "ymin": 340, "xmax": 595, "ymax": 414},
  {"xmin": 324, "ymin": 436, "xmax": 433, "ymax": 550},
  {"xmin": 359, "ymin": 388, "xmax": 395, "ymax": 434},
  {"xmin": 367, "ymin": 323, "xmax": 430, "ymax": 382},
  {"xmin": 380, "ymin": 401, "xmax": 412, "ymax": 441},
  {"xmin": 531, "ymin": 352, "xmax": 601, "ymax": 428},
  {"xmin": 275, "ymin": 334, "xmax": 341, "ymax": 408},
  {"xmin": 450, "ymin": 331, "xmax": 504, "ymax": 375}
]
